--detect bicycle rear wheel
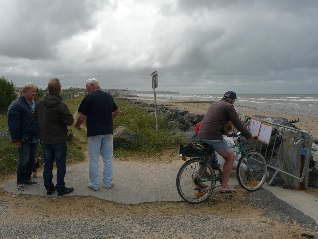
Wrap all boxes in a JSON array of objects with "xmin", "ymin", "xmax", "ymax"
[
  {"xmin": 176, "ymin": 158, "xmax": 216, "ymax": 204},
  {"xmin": 236, "ymin": 151, "xmax": 267, "ymax": 191}
]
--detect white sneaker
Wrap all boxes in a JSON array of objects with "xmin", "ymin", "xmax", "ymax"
[
  {"xmin": 105, "ymin": 183, "xmax": 114, "ymax": 190},
  {"xmin": 88, "ymin": 185, "xmax": 99, "ymax": 191}
]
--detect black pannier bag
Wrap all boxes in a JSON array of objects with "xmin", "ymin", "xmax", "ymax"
[{"xmin": 179, "ymin": 142, "xmax": 212, "ymax": 157}]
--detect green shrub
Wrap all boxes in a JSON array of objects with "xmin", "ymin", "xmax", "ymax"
[
  {"xmin": 0, "ymin": 138, "xmax": 17, "ymax": 175},
  {"xmin": 113, "ymin": 99, "xmax": 187, "ymax": 157},
  {"xmin": 0, "ymin": 114, "xmax": 8, "ymax": 129},
  {"xmin": 0, "ymin": 76, "xmax": 16, "ymax": 113},
  {"xmin": 35, "ymin": 88, "xmax": 44, "ymax": 100},
  {"xmin": 65, "ymin": 130, "xmax": 86, "ymax": 163},
  {"xmin": 0, "ymin": 112, "xmax": 14, "ymax": 175}
]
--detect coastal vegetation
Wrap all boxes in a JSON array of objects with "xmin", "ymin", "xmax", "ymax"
[
  {"xmin": 0, "ymin": 95, "xmax": 186, "ymax": 176},
  {"xmin": 113, "ymin": 98, "xmax": 186, "ymax": 157},
  {"xmin": 0, "ymin": 76, "xmax": 16, "ymax": 113}
]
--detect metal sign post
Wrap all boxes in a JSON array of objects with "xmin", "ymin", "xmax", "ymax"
[{"xmin": 151, "ymin": 71, "xmax": 158, "ymax": 132}]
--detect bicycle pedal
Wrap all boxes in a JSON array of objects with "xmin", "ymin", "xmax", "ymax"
[
  {"xmin": 194, "ymin": 191, "xmax": 205, "ymax": 197},
  {"xmin": 248, "ymin": 180, "xmax": 259, "ymax": 187}
]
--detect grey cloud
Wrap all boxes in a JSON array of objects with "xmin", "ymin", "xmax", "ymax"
[
  {"xmin": 176, "ymin": 0, "xmax": 317, "ymax": 14},
  {"xmin": 0, "ymin": 0, "xmax": 105, "ymax": 59},
  {"xmin": 151, "ymin": 1, "xmax": 318, "ymax": 90},
  {"xmin": 1, "ymin": 0, "xmax": 318, "ymax": 94}
]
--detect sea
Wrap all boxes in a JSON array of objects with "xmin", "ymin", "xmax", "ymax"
[{"xmin": 134, "ymin": 93, "xmax": 318, "ymax": 117}]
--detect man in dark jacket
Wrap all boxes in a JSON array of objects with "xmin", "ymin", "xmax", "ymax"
[
  {"xmin": 35, "ymin": 78, "xmax": 74, "ymax": 196},
  {"xmin": 8, "ymin": 83, "xmax": 40, "ymax": 191},
  {"xmin": 199, "ymin": 91, "xmax": 257, "ymax": 193}
]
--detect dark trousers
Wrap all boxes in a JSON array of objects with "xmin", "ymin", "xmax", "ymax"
[
  {"xmin": 43, "ymin": 142, "xmax": 67, "ymax": 192},
  {"xmin": 17, "ymin": 142, "xmax": 39, "ymax": 184}
]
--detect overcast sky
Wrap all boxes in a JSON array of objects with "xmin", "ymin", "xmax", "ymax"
[{"xmin": 1, "ymin": 0, "xmax": 318, "ymax": 94}]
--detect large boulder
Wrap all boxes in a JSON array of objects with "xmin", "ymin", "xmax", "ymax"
[{"xmin": 113, "ymin": 126, "xmax": 139, "ymax": 149}]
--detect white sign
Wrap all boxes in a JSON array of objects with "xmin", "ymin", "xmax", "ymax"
[
  {"xmin": 258, "ymin": 123, "xmax": 273, "ymax": 144},
  {"xmin": 249, "ymin": 119, "xmax": 261, "ymax": 136},
  {"xmin": 151, "ymin": 71, "xmax": 158, "ymax": 89},
  {"xmin": 249, "ymin": 118, "xmax": 273, "ymax": 144}
]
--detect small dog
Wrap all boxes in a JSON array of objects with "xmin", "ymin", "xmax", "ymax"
[{"xmin": 32, "ymin": 155, "xmax": 44, "ymax": 178}]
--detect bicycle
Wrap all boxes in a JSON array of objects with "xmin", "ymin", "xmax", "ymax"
[{"xmin": 176, "ymin": 132, "xmax": 267, "ymax": 204}]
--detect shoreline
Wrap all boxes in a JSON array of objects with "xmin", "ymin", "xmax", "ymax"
[{"xmin": 125, "ymin": 96, "xmax": 318, "ymax": 139}]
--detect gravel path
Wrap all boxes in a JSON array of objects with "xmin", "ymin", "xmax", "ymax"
[
  {"xmin": 0, "ymin": 206, "xmax": 317, "ymax": 239},
  {"xmin": 0, "ymin": 215, "xmax": 307, "ymax": 239}
]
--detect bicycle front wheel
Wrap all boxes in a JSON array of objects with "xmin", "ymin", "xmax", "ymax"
[
  {"xmin": 176, "ymin": 158, "xmax": 216, "ymax": 204},
  {"xmin": 236, "ymin": 151, "xmax": 267, "ymax": 191}
]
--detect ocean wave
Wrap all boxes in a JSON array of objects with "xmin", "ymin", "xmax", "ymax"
[{"xmin": 134, "ymin": 93, "xmax": 318, "ymax": 115}]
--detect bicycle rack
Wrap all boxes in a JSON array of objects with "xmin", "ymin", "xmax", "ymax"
[{"xmin": 240, "ymin": 115, "xmax": 313, "ymax": 189}]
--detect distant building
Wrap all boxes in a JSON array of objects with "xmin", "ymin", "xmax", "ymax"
[{"xmin": 105, "ymin": 89, "xmax": 136, "ymax": 97}]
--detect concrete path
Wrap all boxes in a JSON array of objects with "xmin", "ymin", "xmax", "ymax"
[
  {"xmin": 1, "ymin": 158, "xmax": 318, "ymax": 223},
  {"xmin": 0, "ymin": 159, "xmax": 188, "ymax": 204},
  {"xmin": 264, "ymin": 184, "xmax": 318, "ymax": 223}
]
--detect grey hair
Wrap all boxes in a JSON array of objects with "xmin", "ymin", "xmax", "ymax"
[
  {"xmin": 20, "ymin": 82, "xmax": 37, "ymax": 95},
  {"xmin": 86, "ymin": 78, "xmax": 100, "ymax": 89}
]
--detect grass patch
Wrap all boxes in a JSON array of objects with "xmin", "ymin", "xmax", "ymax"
[
  {"xmin": 0, "ymin": 114, "xmax": 17, "ymax": 175},
  {"xmin": 65, "ymin": 96, "xmax": 84, "ymax": 115},
  {"xmin": 0, "ymin": 114, "xmax": 8, "ymax": 129},
  {"xmin": 0, "ymin": 138, "xmax": 18, "ymax": 175},
  {"xmin": 63, "ymin": 96, "xmax": 88, "ymax": 163},
  {"xmin": 113, "ymin": 99, "xmax": 187, "ymax": 157}
]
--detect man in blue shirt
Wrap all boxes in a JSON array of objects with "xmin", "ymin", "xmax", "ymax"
[{"xmin": 75, "ymin": 78, "xmax": 120, "ymax": 191}]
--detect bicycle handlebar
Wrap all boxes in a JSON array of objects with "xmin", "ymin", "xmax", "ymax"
[
  {"xmin": 232, "ymin": 131, "xmax": 258, "ymax": 140},
  {"xmin": 231, "ymin": 132, "xmax": 242, "ymax": 138}
]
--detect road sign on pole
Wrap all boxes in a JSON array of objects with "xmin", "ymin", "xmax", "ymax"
[
  {"xmin": 151, "ymin": 71, "xmax": 158, "ymax": 132},
  {"xmin": 151, "ymin": 71, "xmax": 158, "ymax": 89}
]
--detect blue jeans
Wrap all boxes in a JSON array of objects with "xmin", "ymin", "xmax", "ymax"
[
  {"xmin": 43, "ymin": 142, "xmax": 67, "ymax": 192},
  {"xmin": 17, "ymin": 142, "xmax": 39, "ymax": 184},
  {"xmin": 88, "ymin": 134, "xmax": 113, "ymax": 188}
]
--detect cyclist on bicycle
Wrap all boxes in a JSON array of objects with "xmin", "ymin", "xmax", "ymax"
[
  {"xmin": 194, "ymin": 121, "xmax": 233, "ymax": 169},
  {"xmin": 198, "ymin": 91, "xmax": 258, "ymax": 193}
]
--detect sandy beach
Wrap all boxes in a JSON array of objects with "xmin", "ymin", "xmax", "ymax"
[{"xmin": 132, "ymin": 97, "xmax": 318, "ymax": 139}]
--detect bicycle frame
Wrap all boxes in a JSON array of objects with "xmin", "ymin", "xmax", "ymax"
[
  {"xmin": 197, "ymin": 156, "xmax": 222, "ymax": 183},
  {"xmin": 198, "ymin": 136, "xmax": 255, "ymax": 182},
  {"xmin": 233, "ymin": 138, "xmax": 264, "ymax": 173}
]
